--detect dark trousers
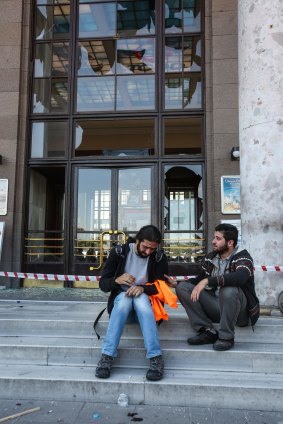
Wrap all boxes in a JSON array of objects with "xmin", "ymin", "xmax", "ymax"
[{"xmin": 176, "ymin": 282, "xmax": 249, "ymax": 340}]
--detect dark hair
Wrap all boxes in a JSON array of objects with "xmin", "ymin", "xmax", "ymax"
[
  {"xmin": 215, "ymin": 223, "xmax": 238, "ymax": 247},
  {"xmin": 135, "ymin": 225, "xmax": 162, "ymax": 244}
]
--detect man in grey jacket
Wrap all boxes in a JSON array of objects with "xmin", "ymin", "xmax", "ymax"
[{"xmin": 166, "ymin": 223, "xmax": 259, "ymax": 351}]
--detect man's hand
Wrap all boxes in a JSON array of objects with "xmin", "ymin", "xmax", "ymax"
[
  {"xmin": 115, "ymin": 273, "xmax": 136, "ymax": 286},
  {"xmin": 191, "ymin": 279, "xmax": 208, "ymax": 302},
  {"xmin": 164, "ymin": 274, "xmax": 177, "ymax": 288},
  {"xmin": 126, "ymin": 285, "xmax": 144, "ymax": 297}
]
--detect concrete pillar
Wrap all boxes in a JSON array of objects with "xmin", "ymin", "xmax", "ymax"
[{"xmin": 238, "ymin": 0, "xmax": 283, "ymax": 306}]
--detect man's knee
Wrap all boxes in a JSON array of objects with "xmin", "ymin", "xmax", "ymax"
[
  {"xmin": 219, "ymin": 286, "xmax": 241, "ymax": 303},
  {"xmin": 176, "ymin": 281, "xmax": 193, "ymax": 297}
]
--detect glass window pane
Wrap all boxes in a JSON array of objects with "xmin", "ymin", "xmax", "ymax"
[
  {"xmin": 77, "ymin": 77, "xmax": 115, "ymax": 111},
  {"xmin": 165, "ymin": 37, "xmax": 182, "ymax": 72},
  {"xmin": 31, "ymin": 121, "xmax": 67, "ymax": 158},
  {"xmin": 34, "ymin": 44, "xmax": 52, "ymax": 77},
  {"xmin": 77, "ymin": 40, "xmax": 115, "ymax": 76},
  {"xmin": 183, "ymin": 36, "xmax": 201, "ymax": 72},
  {"xmin": 35, "ymin": 6, "xmax": 53, "ymax": 40},
  {"xmin": 79, "ymin": 3, "xmax": 116, "ymax": 38},
  {"xmin": 52, "ymin": 43, "xmax": 69, "ymax": 76},
  {"xmin": 77, "ymin": 169, "xmax": 111, "ymax": 231},
  {"xmin": 164, "ymin": 164, "xmax": 204, "ymax": 263},
  {"xmin": 164, "ymin": 117, "xmax": 201, "ymax": 154},
  {"xmin": 117, "ymin": 38, "xmax": 155, "ymax": 74},
  {"xmin": 165, "ymin": 0, "xmax": 182, "ymax": 33},
  {"xmin": 50, "ymin": 78, "xmax": 68, "ymax": 112},
  {"xmin": 33, "ymin": 79, "xmax": 50, "ymax": 113},
  {"xmin": 184, "ymin": 0, "xmax": 201, "ymax": 32},
  {"xmin": 75, "ymin": 119, "xmax": 155, "ymax": 157},
  {"xmin": 117, "ymin": 1, "xmax": 156, "ymax": 36},
  {"xmin": 27, "ymin": 167, "xmax": 65, "ymax": 263},
  {"xmin": 53, "ymin": 5, "xmax": 70, "ymax": 38},
  {"xmin": 118, "ymin": 168, "xmax": 151, "ymax": 232},
  {"xmin": 117, "ymin": 75, "xmax": 155, "ymax": 110},
  {"xmin": 165, "ymin": 76, "xmax": 182, "ymax": 109},
  {"xmin": 184, "ymin": 73, "xmax": 201, "ymax": 109}
]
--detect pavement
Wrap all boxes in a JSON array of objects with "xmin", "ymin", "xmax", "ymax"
[{"xmin": 1, "ymin": 399, "xmax": 283, "ymax": 424}]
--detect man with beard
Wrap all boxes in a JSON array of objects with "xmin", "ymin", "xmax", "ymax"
[
  {"xmin": 95, "ymin": 225, "xmax": 168, "ymax": 380},
  {"xmin": 165, "ymin": 224, "xmax": 259, "ymax": 351}
]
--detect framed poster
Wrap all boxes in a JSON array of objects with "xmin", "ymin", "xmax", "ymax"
[
  {"xmin": 0, "ymin": 179, "xmax": 8, "ymax": 216},
  {"xmin": 221, "ymin": 176, "xmax": 240, "ymax": 214}
]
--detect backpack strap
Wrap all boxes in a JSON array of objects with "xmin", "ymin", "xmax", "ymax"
[{"xmin": 93, "ymin": 307, "xmax": 107, "ymax": 340}]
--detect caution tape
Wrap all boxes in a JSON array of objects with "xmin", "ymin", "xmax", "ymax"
[{"xmin": 0, "ymin": 266, "xmax": 282, "ymax": 282}]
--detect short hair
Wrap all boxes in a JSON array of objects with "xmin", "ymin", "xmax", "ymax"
[
  {"xmin": 135, "ymin": 225, "xmax": 162, "ymax": 244},
  {"xmin": 215, "ymin": 223, "xmax": 238, "ymax": 247}
]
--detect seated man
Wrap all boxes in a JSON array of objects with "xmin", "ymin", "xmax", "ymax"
[
  {"xmin": 95, "ymin": 225, "xmax": 168, "ymax": 381},
  {"xmin": 166, "ymin": 223, "xmax": 259, "ymax": 351}
]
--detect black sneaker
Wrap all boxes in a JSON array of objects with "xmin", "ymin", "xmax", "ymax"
[
  {"xmin": 187, "ymin": 328, "xmax": 218, "ymax": 345},
  {"xmin": 95, "ymin": 353, "xmax": 113, "ymax": 379},
  {"xmin": 146, "ymin": 355, "xmax": 164, "ymax": 381},
  {"xmin": 213, "ymin": 338, "xmax": 234, "ymax": 351}
]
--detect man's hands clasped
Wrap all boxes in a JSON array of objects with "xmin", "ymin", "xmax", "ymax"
[{"xmin": 115, "ymin": 273, "xmax": 144, "ymax": 297}]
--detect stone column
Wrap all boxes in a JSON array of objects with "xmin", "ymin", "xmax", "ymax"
[{"xmin": 238, "ymin": 0, "xmax": 283, "ymax": 305}]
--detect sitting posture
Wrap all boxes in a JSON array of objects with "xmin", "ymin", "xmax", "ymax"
[
  {"xmin": 166, "ymin": 223, "xmax": 259, "ymax": 351},
  {"xmin": 95, "ymin": 225, "xmax": 168, "ymax": 381}
]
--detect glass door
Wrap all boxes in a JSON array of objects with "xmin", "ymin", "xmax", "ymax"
[{"xmin": 73, "ymin": 166, "xmax": 153, "ymax": 274}]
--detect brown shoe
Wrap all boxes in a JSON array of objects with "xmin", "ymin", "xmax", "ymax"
[{"xmin": 213, "ymin": 338, "xmax": 234, "ymax": 351}]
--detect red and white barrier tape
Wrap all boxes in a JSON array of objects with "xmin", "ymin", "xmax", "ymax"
[{"xmin": 0, "ymin": 266, "xmax": 282, "ymax": 282}]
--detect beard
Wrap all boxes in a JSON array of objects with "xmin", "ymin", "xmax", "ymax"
[
  {"xmin": 214, "ymin": 241, "xmax": 229, "ymax": 255},
  {"xmin": 136, "ymin": 242, "xmax": 150, "ymax": 258}
]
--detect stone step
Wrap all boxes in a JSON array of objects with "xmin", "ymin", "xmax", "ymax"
[
  {"xmin": 0, "ymin": 317, "xmax": 282, "ymax": 343},
  {"xmin": 0, "ymin": 364, "xmax": 282, "ymax": 412},
  {"xmin": 0, "ymin": 337, "xmax": 282, "ymax": 373}
]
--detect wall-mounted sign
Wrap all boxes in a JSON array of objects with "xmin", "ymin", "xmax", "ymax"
[
  {"xmin": 0, "ymin": 222, "xmax": 5, "ymax": 261},
  {"xmin": 0, "ymin": 179, "xmax": 8, "ymax": 215},
  {"xmin": 221, "ymin": 175, "xmax": 240, "ymax": 214}
]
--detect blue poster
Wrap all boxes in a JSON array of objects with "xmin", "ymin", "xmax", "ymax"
[{"xmin": 221, "ymin": 176, "xmax": 240, "ymax": 214}]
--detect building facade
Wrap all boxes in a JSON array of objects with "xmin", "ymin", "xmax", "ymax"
[{"xmin": 0, "ymin": 0, "xmax": 282, "ymax": 306}]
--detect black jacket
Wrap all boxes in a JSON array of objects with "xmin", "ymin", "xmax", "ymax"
[
  {"xmin": 99, "ymin": 238, "xmax": 169, "ymax": 314},
  {"xmin": 189, "ymin": 248, "xmax": 260, "ymax": 326}
]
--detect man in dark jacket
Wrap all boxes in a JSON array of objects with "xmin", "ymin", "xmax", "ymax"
[
  {"xmin": 95, "ymin": 225, "xmax": 168, "ymax": 381},
  {"xmin": 166, "ymin": 223, "xmax": 259, "ymax": 351}
]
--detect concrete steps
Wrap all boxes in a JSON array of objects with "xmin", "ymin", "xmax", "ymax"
[{"xmin": 0, "ymin": 299, "xmax": 283, "ymax": 411}]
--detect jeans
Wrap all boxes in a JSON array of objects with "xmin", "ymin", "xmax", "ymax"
[
  {"xmin": 102, "ymin": 291, "xmax": 161, "ymax": 359},
  {"xmin": 176, "ymin": 282, "xmax": 249, "ymax": 340}
]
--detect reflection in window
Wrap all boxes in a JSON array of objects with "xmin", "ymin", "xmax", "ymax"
[
  {"xmin": 77, "ymin": 40, "xmax": 115, "ymax": 75},
  {"xmin": 165, "ymin": 0, "xmax": 201, "ymax": 33},
  {"xmin": 75, "ymin": 119, "xmax": 155, "ymax": 156},
  {"xmin": 164, "ymin": 164, "xmax": 204, "ymax": 264},
  {"xmin": 50, "ymin": 78, "xmax": 68, "ymax": 112},
  {"xmin": 117, "ymin": 1, "xmax": 156, "ymax": 36},
  {"xmin": 77, "ymin": 168, "xmax": 111, "ymax": 231},
  {"xmin": 77, "ymin": 77, "xmax": 115, "ymax": 111},
  {"xmin": 79, "ymin": 3, "xmax": 116, "ymax": 38},
  {"xmin": 117, "ymin": 75, "xmax": 155, "ymax": 110},
  {"xmin": 31, "ymin": 121, "xmax": 67, "ymax": 158},
  {"xmin": 164, "ymin": 117, "xmax": 201, "ymax": 155},
  {"xmin": 35, "ymin": 5, "xmax": 70, "ymax": 40},
  {"xmin": 164, "ymin": 36, "xmax": 201, "ymax": 109},
  {"xmin": 118, "ymin": 168, "xmax": 151, "ymax": 232},
  {"xmin": 117, "ymin": 38, "xmax": 155, "ymax": 74}
]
